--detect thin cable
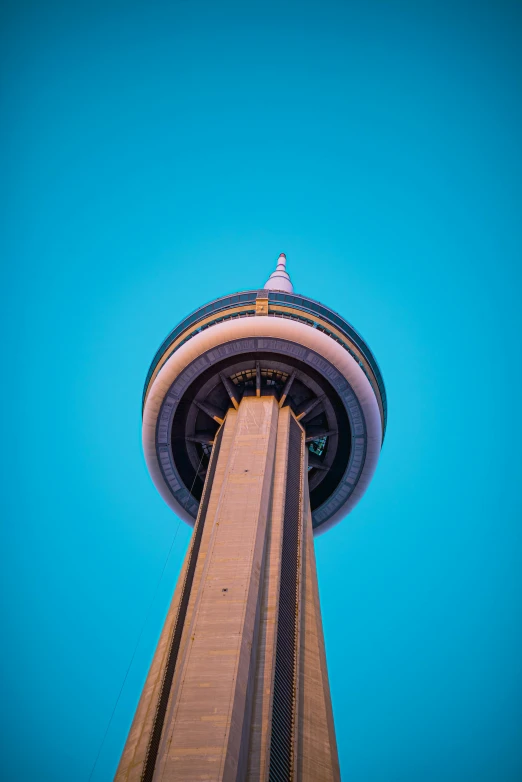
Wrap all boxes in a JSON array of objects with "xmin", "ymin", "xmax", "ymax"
[
  {"xmin": 183, "ymin": 447, "xmax": 206, "ymax": 510},
  {"xmin": 88, "ymin": 520, "xmax": 181, "ymax": 780},
  {"xmin": 87, "ymin": 448, "xmax": 206, "ymax": 781}
]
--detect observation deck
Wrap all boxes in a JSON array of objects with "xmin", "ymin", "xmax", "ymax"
[{"xmin": 142, "ymin": 259, "xmax": 385, "ymax": 534}]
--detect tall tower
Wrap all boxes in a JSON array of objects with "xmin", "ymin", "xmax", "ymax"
[{"xmin": 115, "ymin": 255, "xmax": 386, "ymax": 782}]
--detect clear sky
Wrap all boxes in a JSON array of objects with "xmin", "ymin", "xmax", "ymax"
[{"xmin": 1, "ymin": 1, "xmax": 521, "ymax": 780}]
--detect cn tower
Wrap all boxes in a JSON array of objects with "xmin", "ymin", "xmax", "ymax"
[{"xmin": 115, "ymin": 255, "xmax": 386, "ymax": 781}]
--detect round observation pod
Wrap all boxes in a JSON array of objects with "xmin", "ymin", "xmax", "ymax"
[{"xmin": 142, "ymin": 255, "xmax": 386, "ymax": 534}]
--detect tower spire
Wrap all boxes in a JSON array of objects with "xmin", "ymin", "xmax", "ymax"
[{"xmin": 263, "ymin": 252, "xmax": 294, "ymax": 293}]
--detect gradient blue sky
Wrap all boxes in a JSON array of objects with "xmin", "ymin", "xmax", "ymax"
[{"xmin": 1, "ymin": 1, "xmax": 521, "ymax": 780}]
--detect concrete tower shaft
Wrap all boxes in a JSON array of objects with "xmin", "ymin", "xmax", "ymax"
[{"xmin": 116, "ymin": 396, "xmax": 339, "ymax": 782}]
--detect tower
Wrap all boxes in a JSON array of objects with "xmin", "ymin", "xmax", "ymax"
[{"xmin": 115, "ymin": 255, "xmax": 386, "ymax": 781}]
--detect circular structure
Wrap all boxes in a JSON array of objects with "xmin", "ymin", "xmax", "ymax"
[{"xmin": 143, "ymin": 255, "xmax": 386, "ymax": 534}]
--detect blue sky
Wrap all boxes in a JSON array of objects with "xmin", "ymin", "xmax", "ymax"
[{"xmin": 1, "ymin": 1, "xmax": 521, "ymax": 780}]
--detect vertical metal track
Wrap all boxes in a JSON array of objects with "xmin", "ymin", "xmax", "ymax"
[
  {"xmin": 268, "ymin": 417, "xmax": 303, "ymax": 782},
  {"xmin": 141, "ymin": 426, "xmax": 224, "ymax": 782}
]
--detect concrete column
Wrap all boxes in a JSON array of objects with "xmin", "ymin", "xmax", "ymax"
[
  {"xmin": 296, "ymin": 487, "xmax": 341, "ymax": 782},
  {"xmin": 155, "ymin": 396, "xmax": 279, "ymax": 781},
  {"xmin": 246, "ymin": 405, "xmax": 292, "ymax": 781}
]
